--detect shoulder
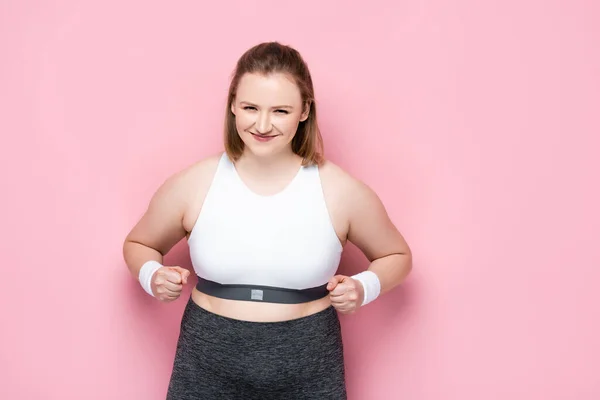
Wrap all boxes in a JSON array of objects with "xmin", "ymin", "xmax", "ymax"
[
  {"xmin": 151, "ymin": 152, "xmax": 223, "ymax": 207},
  {"xmin": 317, "ymin": 159, "xmax": 386, "ymax": 228},
  {"xmin": 166, "ymin": 152, "xmax": 222, "ymax": 185},
  {"xmin": 181, "ymin": 152, "xmax": 223, "ymax": 183},
  {"xmin": 318, "ymin": 159, "xmax": 376, "ymax": 203}
]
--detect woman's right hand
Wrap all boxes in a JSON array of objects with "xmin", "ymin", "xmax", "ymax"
[{"xmin": 150, "ymin": 266, "xmax": 190, "ymax": 302}]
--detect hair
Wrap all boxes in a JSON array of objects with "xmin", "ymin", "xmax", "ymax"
[{"xmin": 223, "ymin": 41, "xmax": 324, "ymax": 166}]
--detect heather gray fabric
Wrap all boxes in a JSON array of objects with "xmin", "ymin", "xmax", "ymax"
[{"xmin": 166, "ymin": 296, "xmax": 347, "ymax": 399}]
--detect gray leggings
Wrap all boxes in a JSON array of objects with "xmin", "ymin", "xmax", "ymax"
[{"xmin": 166, "ymin": 296, "xmax": 347, "ymax": 399}]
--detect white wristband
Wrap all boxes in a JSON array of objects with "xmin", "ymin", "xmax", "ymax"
[
  {"xmin": 138, "ymin": 260, "xmax": 163, "ymax": 297},
  {"xmin": 352, "ymin": 270, "xmax": 381, "ymax": 306}
]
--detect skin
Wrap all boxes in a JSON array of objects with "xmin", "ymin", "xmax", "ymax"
[{"xmin": 123, "ymin": 72, "xmax": 412, "ymax": 322}]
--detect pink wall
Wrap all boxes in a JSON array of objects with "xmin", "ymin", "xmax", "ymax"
[{"xmin": 1, "ymin": 1, "xmax": 599, "ymax": 399}]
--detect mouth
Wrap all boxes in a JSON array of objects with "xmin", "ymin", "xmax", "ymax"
[{"xmin": 250, "ymin": 132, "xmax": 280, "ymax": 142}]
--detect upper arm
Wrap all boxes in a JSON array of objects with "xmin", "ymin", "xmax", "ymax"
[
  {"xmin": 345, "ymin": 179, "xmax": 411, "ymax": 263},
  {"xmin": 124, "ymin": 169, "xmax": 192, "ymax": 256}
]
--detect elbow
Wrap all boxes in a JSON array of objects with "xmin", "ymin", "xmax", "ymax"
[
  {"xmin": 402, "ymin": 250, "xmax": 412, "ymax": 271},
  {"xmin": 399, "ymin": 248, "xmax": 413, "ymax": 278},
  {"xmin": 122, "ymin": 237, "xmax": 135, "ymax": 264}
]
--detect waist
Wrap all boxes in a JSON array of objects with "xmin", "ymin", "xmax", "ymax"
[
  {"xmin": 182, "ymin": 295, "xmax": 342, "ymax": 349},
  {"xmin": 191, "ymin": 285, "xmax": 332, "ymax": 323},
  {"xmin": 195, "ymin": 277, "xmax": 329, "ymax": 304}
]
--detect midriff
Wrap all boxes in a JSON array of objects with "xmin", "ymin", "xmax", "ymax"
[{"xmin": 190, "ymin": 286, "xmax": 332, "ymax": 322}]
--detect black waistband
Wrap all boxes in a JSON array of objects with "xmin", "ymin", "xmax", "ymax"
[{"xmin": 195, "ymin": 277, "xmax": 330, "ymax": 304}]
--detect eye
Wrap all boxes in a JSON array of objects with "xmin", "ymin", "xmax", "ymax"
[
  {"xmin": 243, "ymin": 106, "xmax": 257, "ymax": 111},
  {"xmin": 275, "ymin": 109, "xmax": 289, "ymax": 114}
]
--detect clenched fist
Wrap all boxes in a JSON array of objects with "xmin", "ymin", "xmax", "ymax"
[
  {"xmin": 327, "ymin": 275, "xmax": 365, "ymax": 314},
  {"xmin": 150, "ymin": 266, "xmax": 190, "ymax": 302}
]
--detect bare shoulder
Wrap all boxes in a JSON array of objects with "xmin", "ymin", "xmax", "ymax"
[
  {"xmin": 320, "ymin": 158, "xmax": 409, "ymax": 262},
  {"xmin": 319, "ymin": 158, "xmax": 393, "ymax": 228},
  {"xmin": 125, "ymin": 152, "xmax": 224, "ymax": 254},
  {"xmin": 317, "ymin": 158, "xmax": 386, "ymax": 244},
  {"xmin": 157, "ymin": 152, "xmax": 222, "ymax": 200},
  {"xmin": 318, "ymin": 159, "xmax": 377, "ymax": 205},
  {"xmin": 174, "ymin": 151, "xmax": 222, "ymax": 183},
  {"xmin": 144, "ymin": 152, "xmax": 223, "ymax": 226},
  {"xmin": 177, "ymin": 152, "xmax": 223, "ymax": 233}
]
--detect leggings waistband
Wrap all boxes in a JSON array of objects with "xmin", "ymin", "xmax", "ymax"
[{"xmin": 183, "ymin": 296, "xmax": 340, "ymax": 344}]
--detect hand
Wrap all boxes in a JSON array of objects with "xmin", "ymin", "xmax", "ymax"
[
  {"xmin": 327, "ymin": 275, "xmax": 364, "ymax": 315},
  {"xmin": 150, "ymin": 266, "xmax": 190, "ymax": 302}
]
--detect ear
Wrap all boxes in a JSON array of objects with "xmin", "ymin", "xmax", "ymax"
[
  {"xmin": 300, "ymin": 101, "xmax": 310, "ymax": 122},
  {"xmin": 230, "ymin": 100, "xmax": 236, "ymax": 116}
]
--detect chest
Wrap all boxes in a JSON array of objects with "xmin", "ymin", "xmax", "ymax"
[{"xmin": 183, "ymin": 163, "xmax": 349, "ymax": 246}]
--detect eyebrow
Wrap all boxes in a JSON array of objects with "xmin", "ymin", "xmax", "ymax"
[{"xmin": 240, "ymin": 101, "xmax": 294, "ymax": 109}]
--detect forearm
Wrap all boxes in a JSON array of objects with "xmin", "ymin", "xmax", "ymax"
[
  {"xmin": 123, "ymin": 240, "xmax": 163, "ymax": 280},
  {"xmin": 367, "ymin": 253, "xmax": 412, "ymax": 295}
]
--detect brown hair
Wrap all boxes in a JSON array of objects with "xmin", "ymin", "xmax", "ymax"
[{"xmin": 223, "ymin": 42, "xmax": 324, "ymax": 166}]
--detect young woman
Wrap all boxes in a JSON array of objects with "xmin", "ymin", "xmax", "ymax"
[{"xmin": 123, "ymin": 41, "xmax": 412, "ymax": 399}]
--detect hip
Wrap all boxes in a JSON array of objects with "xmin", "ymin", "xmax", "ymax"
[{"xmin": 167, "ymin": 296, "xmax": 347, "ymax": 398}]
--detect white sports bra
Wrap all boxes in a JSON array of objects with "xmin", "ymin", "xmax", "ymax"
[{"xmin": 187, "ymin": 152, "xmax": 343, "ymax": 290}]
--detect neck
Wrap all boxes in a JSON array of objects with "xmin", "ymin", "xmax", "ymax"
[{"xmin": 237, "ymin": 147, "xmax": 302, "ymax": 176}]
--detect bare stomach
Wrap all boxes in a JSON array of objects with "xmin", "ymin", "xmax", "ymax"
[{"xmin": 190, "ymin": 287, "xmax": 333, "ymax": 322}]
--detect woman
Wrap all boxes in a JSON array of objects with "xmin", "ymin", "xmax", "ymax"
[{"xmin": 123, "ymin": 41, "xmax": 412, "ymax": 399}]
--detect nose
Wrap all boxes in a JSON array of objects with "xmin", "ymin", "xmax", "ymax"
[{"xmin": 255, "ymin": 111, "xmax": 273, "ymax": 134}]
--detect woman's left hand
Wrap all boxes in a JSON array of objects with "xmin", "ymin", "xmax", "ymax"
[{"xmin": 327, "ymin": 275, "xmax": 364, "ymax": 314}]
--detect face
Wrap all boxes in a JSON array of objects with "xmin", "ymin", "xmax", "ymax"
[{"xmin": 231, "ymin": 72, "xmax": 309, "ymax": 158}]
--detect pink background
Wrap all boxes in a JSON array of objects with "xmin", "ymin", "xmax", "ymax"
[{"xmin": 1, "ymin": 1, "xmax": 599, "ymax": 399}]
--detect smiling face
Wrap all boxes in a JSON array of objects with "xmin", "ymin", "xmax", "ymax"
[{"xmin": 230, "ymin": 72, "xmax": 309, "ymax": 159}]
